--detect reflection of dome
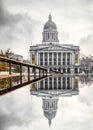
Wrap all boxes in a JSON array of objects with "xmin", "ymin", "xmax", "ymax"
[
  {"xmin": 44, "ymin": 14, "xmax": 57, "ymax": 30},
  {"xmin": 44, "ymin": 110, "xmax": 56, "ymax": 126},
  {"xmin": 42, "ymin": 97, "xmax": 58, "ymax": 127}
]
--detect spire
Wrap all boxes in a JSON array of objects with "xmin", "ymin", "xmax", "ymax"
[
  {"xmin": 48, "ymin": 119, "xmax": 52, "ymax": 127},
  {"xmin": 49, "ymin": 13, "xmax": 52, "ymax": 21}
]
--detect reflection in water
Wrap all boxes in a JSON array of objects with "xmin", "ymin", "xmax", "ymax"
[
  {"xmin": 0, "ymin": 74, "xmax": 93, "ymax": 129},
  {"xmin": 30, "ymin": 75, "xmax": 79, "ymax": 126},
  {"xmin": 80, "ymin": 74, "xmax": 93, "ymax": 86},
  {"xmin": 0, "ymin": 75, "xmax": 28, "ymax": 92}
]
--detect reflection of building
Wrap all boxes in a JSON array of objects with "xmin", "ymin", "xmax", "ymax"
[
  {"xmin": 31, "ymin": 76, "xmax": 79, "ymax": 96},
  {"xmin": 79, "ymin": 74, "xmax": 93, "ymax": 86},
  {"xmin": 80, "ymin": 57, "xmax": 93, "ymax": 73},
  {"xmin": 30, "ymin": 14, "xmax": 80, "ymax": 73},
  {"xmin": 30, "ymin": 76, "xmax": 79, "ymax": 126}
]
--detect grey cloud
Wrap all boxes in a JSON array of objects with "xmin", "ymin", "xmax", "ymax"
[
  {"xmin": 0, "ymin": 113, "xmax": 23, "ymax": 130},
  {"xmin": 79, "ymin": 34, "xmax": 93, "ymax": 55},
  {"xmin": 0, "ymin": 0, "xmax": 42, "ymax": 58},
  {"xmin": 0, "ymin": 0, "xmax": 22, "ymax": 27},
  {"xmin": 5, "ymin": 0, "xmax": 93, "ymax": 26},
  {"xmin": 79, "ymin": 34, "xmax": 93, "ymax": 45}
]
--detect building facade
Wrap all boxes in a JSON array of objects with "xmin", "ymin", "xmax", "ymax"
[{"xmin": 30, "ymin": 14, "xmax": 80, "ymax": 73}]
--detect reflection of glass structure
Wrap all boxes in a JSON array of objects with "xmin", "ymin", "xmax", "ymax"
[{"xmin": 30, "ymin": 75, "xmax": 79, "ymax": 126}]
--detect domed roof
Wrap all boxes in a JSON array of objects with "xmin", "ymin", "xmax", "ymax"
[{"xmin": 44, "ymin": 14, "xmax": 57, "ymax": 30}]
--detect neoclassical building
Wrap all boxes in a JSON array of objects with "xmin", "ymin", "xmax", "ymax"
[{"xmin": 30, "ymin": 14, "xmax": 80, "ymax": 73}]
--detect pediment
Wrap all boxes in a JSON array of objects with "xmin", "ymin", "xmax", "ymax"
[{"xmin": 38, "ymin": 45, "xmax": 72, "ymax": 51}]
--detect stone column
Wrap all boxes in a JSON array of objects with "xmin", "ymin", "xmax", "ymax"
[
  {"xmin": 61, "ymin": 52, "xmax": 63, "ymax": 65},
  {"xmin": 61, "ymin": 77, "xmax": 62, "ymax": 89},
  {"xmin": 36, "ymin": 52, "xmax": 38, "ymax": 65},
  {"xmin": 48, "ymin": 52, "xmax": 49, "ymax": 66},
  {"xmin": 52, "ymin": 52, "xmax": 54, "ymax": 65},
  {"xmin": 47, "ymin": 77, "xmax": 49, "ymax": 89},
  {"xmin": 56, "ymin": 77, "xmax": 58, "ymax": 89},
  {"xmin": 71, "ymin": 77, "xmax": 74, "ymax": 89},
  {"xmin": 65, "ymin": 53, "xmax": 67, "ymax": 66},
  {"xmin": 52, "ymin": 77, "xmax": 54, "ymax": 89},
  {"xmin": 70, "ymin": 53, "xmax": 72, "ymax": 65},
  {"xmin": 69, "ymin": 77, "xmax": 71, "ymax": 89},
  {"xmin": 72, "ymin": 52, "xmax": 74, "ymax": 65},
  {"xmin": 43, "ymin": 80, "xmax": 45, "ymax": 90},
  {"xmin": 38, "ymin": 52, "xmax": 40, "ymax": 65},
  {"xmin": 43, "ymin": 52, "xmax": 45, "ymax": 66},
  {"xmin": 30, "ymin": 52, "xmax": 32, "ymax": 64},
  {"xmin": 78, "ymin": 67, "xmax": 80, "ymax": 73},
  {"xmin": 65, "ymin": 77, "xmax": 67, "ymax": 89},
  {"xmin": 57, "ymin": 52, "xmax": 58, "ymax": 66},
  {"xmin": 71, "ymin": 77, "xmax": 72, "ymax": 89}
]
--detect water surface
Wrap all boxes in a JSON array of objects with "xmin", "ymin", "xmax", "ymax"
[{"xmin": 0, "ymin": 74, "xmax": 93, "ymax": 130}]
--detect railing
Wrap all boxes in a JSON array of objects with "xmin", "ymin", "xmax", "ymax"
[{"xmin": 0, "ymin": 56, "xmax": 48, "ymax": 95}]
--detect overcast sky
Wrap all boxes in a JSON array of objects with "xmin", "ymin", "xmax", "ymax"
[{"xmin": 0, "ymin": 0, "xmax": 93, "ymax": 58}]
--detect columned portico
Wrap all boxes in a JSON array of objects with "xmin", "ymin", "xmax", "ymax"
[{"xmin": 37, "ymin": 50, "xmax": 79, "ymax": 73}]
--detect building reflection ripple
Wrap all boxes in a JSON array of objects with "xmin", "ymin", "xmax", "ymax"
[{"xmin": 30, "ymin": 75, "xmax": 79, "ymax": 126}]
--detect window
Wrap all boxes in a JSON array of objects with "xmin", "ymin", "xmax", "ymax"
[
  {"xmin": 49, "ymin": 62, "xmax": 52, "ymax": 65},
  {"xmin": 40, "ymin": 62, "xmax": 43, "ymax": 65},
  {"xmin": 63, "ymin": 62, "xmax": 65, "ymax": 65},
  {"xmin": 67, "ymin": 61, "xmax": 70, "ymax": 65},
  {"xmin": 45, "ymin": 62, "xmax": 47, "ymax": 66},
  {"xmin": 58, "ymin": 62, "xmax": 61, "ymax": 65},
  {"xmin": 40, "ymin": 52, "xmax": 43, "ymax": 57}
]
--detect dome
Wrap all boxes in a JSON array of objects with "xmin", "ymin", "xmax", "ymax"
[
  {"xmin": 42, "ymin": 14, "xmax": 59, "ymax": 44},
  {"xmin": 44, "ymin": 14, "xmax": 57, "ymax": 30}
]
